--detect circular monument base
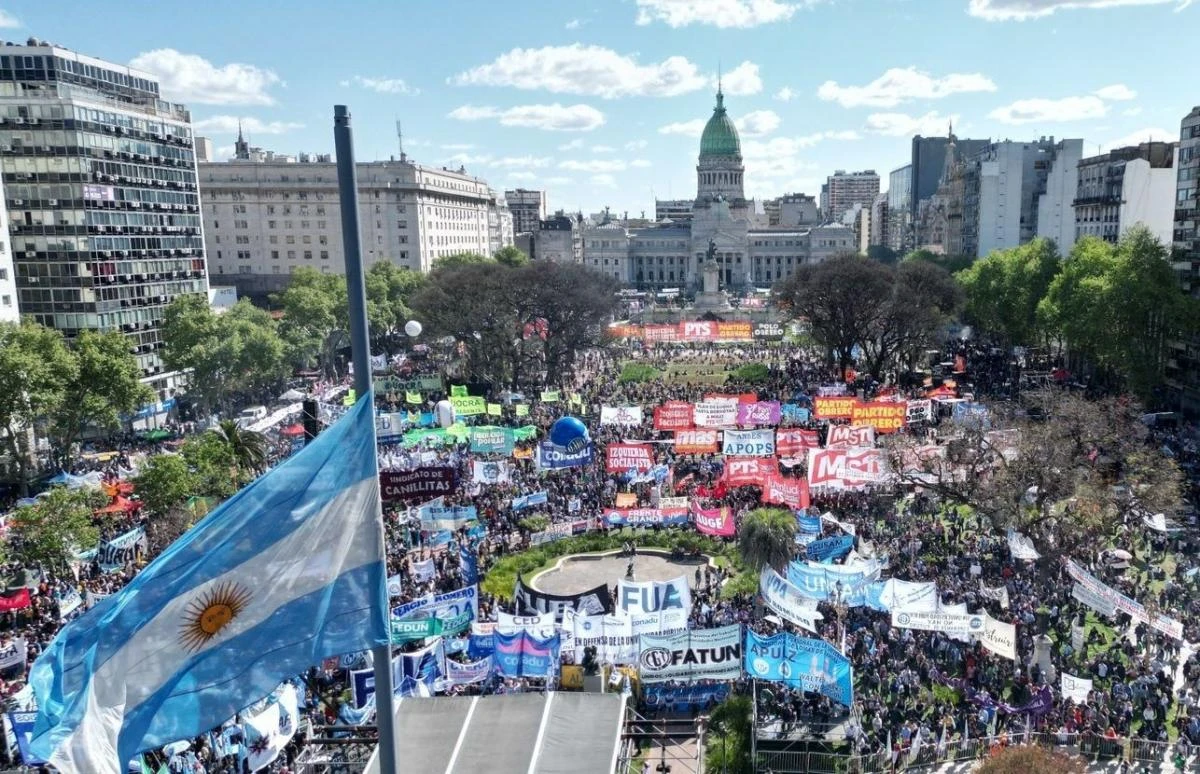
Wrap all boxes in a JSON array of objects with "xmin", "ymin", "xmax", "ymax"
[{"xmin": 530, "ymin": 548, "xmax": 714, "ymax": 595}]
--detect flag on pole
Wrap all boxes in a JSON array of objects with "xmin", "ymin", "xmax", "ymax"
[{"xmin": 29, "ymin": 398, "xmax": 389, "ymax": 773}]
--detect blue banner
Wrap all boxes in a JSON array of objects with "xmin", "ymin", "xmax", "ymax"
[
  {"xmin": 392, "ymin": 585, "xmax": 478, "ymax": 635},
  {"xmin": 493, "ymin": 630, "xmax": 560, "ymax": 678},
  {"xmin": 421, "ymin": 505, "xmax": 477, "ymax": 529},
  {"xmin": 785, "ymin": 562, "xmax": 873, "ymax": 605},
  {"xmin": 797, "ymin": 513, "xmax": 822, "ymax": 534},
  {"xmin": 952, "ymin": 401, "xmax": 990, "ymax": 429},
  {"xmin": 805, "ymin": 535, "xmax": 855, "ymax": 562},
  {"xmin": 512, "ymin": 491, "xmax": 548, "ymax": 511},
  {"xmin": 350, "ymin": 668, "xmax": 375, "ymax": 708},
  {"xmin": 643, "ymin": 683, "xmax": 730, "ymax": 713},
  {"xmin": 744, "ymin": 631, "xmax": 853, "ymax": 706},
  {"xmin": 446, "ymin": 656, "xmax": 492, "ymax": 686},
  {"xmin": 536, "ymin": 441, "xmax": 595, "ymax": 469},
  {"xmin": 7, "ymin": 712, "xmax": 46, "ymax": 765},
  {"xmin": 394, "ymin": 639, "xmax": 445, "ymax": 697},
  {"xmin": 460, "ymin": 545, "xmax": 478, "ymax": 585},
  {"xmin": 781, "ymin": 404, "xmax": 811, "ymax": 423},
  {"xmin": 468, "ymin": 626, "xmax": 494, "ymax": 659}
]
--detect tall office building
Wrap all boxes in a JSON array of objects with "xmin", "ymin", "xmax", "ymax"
[
  {"xmin": 504, "ymin": 188, "xmax": 546, "ymax": 234},
  {"xmin": 0, "ymin": 38, "xmax": 208, "ymax": 395},
  {"xmin": 1074, "ymin": 141, "xmax": 1177, "ymax": 247},
  {"xmin": 823, "ymin": 170, "xmax": 880, "ymax": 224},
  {"xmin": 199, "ymin": 152, "xmax": 509, "ymax": 301},
  {"xmin": 1167, "ymin": 106, "xmax": 1200, "ymax": 413},
  {"xmin": 910, "ymin": 131, "xmax": 990, "ymax": 228},
  {"xmin": 0, "ymin": 176, "xmax": 14, "ymax": 321},
  {"xmin": 887, "ymin": 165, "xmax": 912, "ymax": 252}
]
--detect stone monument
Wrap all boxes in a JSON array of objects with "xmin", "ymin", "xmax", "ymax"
[{"xmin": 692, "ymin": 237, "xmax": 732, "ymax": 313}]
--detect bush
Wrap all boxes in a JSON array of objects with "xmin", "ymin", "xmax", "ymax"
[
  {"xmin": 518, "ymin": 516, "xmax": 550, "ymax": 533},
  {"xmin": 618, "ymin": 363, "xmax": 661, "ymax": 384},
  {"xmin": 977, "ymin": 746, "xmax": 1087, "ymax": 774},
  {"xmin": 730, "ymin": 363, "xmax": 770, "ymax": 383}
]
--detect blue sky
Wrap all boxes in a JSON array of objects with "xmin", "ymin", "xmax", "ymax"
[{"xmin": 6, "ymin": 0, "xmax": 1195, "ymax": 217}]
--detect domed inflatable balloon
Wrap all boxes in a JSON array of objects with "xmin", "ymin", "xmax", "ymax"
[
  {"xmin": 550, "ymin": 416, "xmax": 589, "ymax": 453},
  {"xmin": 434, "ymin": 399, "xmax": 456, "ymax": 429},
  {"xmin": 404, "ymin": 320, "xmax": 423, "ymax": 337}
]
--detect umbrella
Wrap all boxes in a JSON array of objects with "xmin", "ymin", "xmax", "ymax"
[{"xmin": 279, "ymin": 423, "xmax": 306, "ymax": 437}]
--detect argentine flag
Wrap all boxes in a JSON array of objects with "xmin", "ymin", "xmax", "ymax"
[{"xmin": 30, "ymin": 398, "xmax": 389, "ymax": 773}]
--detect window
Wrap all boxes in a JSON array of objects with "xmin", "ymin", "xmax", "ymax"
[
  {"xmin": 302, "ymin": 235, "xmax": 311, "ymax": 244},
  {"xmin": 271, "ymin": 250, "xmax": 279, "ymax": 260},
  {"xmin": 317, "ymin": 220, "xmax": 327, "ymax": 229},
  {"xmin": 398, "ymin": 235, "xmax": 407, "ymax": 244},
  {"xmin": 320, "ymin": 250, "xmax": 329, "ymax": 260},
  {"xmin": 286, "ymin": 236, "xmax": 295, "ymax": 245},
  {"xmin": 214, "ymin": 236, "xmax": 221, "ymax": 244},
  {"xmin": 301, "ymin": 220, "xmax": 310, "ymax": 229},
  {"xmin": 1, "ymin": 295, "xmax": 9, "ymax": 307},
  {"xmin": 237, "ymin": 250, "xmax": 251, "ymax": 260},
  {"xmin": 239, "ymin": 265, "xmax": 251, "ymax": 274},
  {"xmin": 316, "ymin": 206, "xmax": 326, "ymax": 216},
  {"xmin": 235, "ymin": 236, "xmax": 249, "ymax": 245},
  {"xmin": 234, "ymin": 220, "xmax": 248, "ymax": 229},
  {"xmin": 287, "ymin": 250, "xmax": 296, "ymax": 260},
  {"xmin": 0, "ymin": 268, "xmax": 6, "ymax": 280},
  {"xmin": 268, "ymin": 221, "xmax": 277, "ymax": 229},
  {"xmin": 319, "ymin": 235, "xmax": 328, "ymax": 245},
  {"xmin": 272, "ymin": 266, "xmax": 280, "ymax": 274},
  {"xmin": 304, "ymin": 250, "xmax": 313, "ymax": 260},
  {"xmin": 269, "ymin": 236, "xmax": 278, "ymax": 244}
]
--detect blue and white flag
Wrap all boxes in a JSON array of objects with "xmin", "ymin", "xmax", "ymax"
[
  {"xmin": 29, "ymin": 398, "xmax": 388, "ymax": 774},
  {"xmin": 511, "ymin": 491, "xmax": 548, "ymax": 511},
  {"xmin": 460, "ymin": 545, "xmax": 478, "ymax": 585}
]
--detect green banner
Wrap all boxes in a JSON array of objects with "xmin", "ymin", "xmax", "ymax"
[
  {"xmin": 405, "ymin": 391, "xmax": 422, "ymax": 404},
  {"xmin": 470, "ymin": 426, "xmax": 515, "ymax": 454},
  {"xmin": 450, "ymin": 395, "xmax": 486, "ymax": 415},
  {"xmin": 450, "ymin": 384, "xmax": 468, "ymax": 397},
  {"xmin": 540, "ymin": 390, "xmax": 560, "ymax": 403},
  {"xmin": 391, "ymin": 617, "xmax": 443, "ymax": 644},
  {"xmin": 487, "ymin": 402, "xmax": 502, "ymax": 416},
  {"xmin": 515, "ymin": 403, "xmax": 529, "ymax": 417}
]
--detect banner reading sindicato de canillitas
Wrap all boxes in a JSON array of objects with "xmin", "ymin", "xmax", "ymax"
[{"xmin": 380, "ymin": 466, "xmax": 458, "ymax": 504}]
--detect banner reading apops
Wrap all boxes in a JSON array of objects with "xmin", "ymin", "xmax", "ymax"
[
  {"xmin": 813, "ymin": 396, "xmax": 858, "ymax": 419},
  {"xmin": 616, "ymin": 576, "xmax": 691, "ymax": 633},
  {"xmin": 722, "ymin": 429, "xmax": 776, "ymax": 456},
  {"xmin": 605, "ymin": 443, "xmax": 655, "ymax": 473},
  {"xmin": 638, "ymin": 625, "xmax": 742, "ymax": 683},
  {"xmin": 850, "ymin": 401, "xmax": 907, "ymax": 434}
]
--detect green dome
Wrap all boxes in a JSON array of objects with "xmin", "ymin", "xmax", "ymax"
[{"xmin": 699, "ymin": 91, "xmax": 741, "ymax": 158}]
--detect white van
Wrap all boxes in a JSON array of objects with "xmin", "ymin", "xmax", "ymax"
[{"xmin": 236, "ymin": 405, "xmax": 268, "ymax": 427}]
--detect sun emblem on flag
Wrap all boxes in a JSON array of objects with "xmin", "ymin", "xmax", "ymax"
[{"xmin": 179, "ymin": 581, "xmax": 252, "ymax": 652}]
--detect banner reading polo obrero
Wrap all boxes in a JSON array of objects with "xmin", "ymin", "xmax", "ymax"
[
  {"xmin": 606, "ymin": 443, "xmax": 654, "ymax": 473},
  {"xmin": 601, "ymin": 406, "xmax": 644, "ymax": 426},
  {"xmin": 674, "ymin": 429, "xmax": 720, "ymax": 454},
  {"xmin": 616, "ymin": 576, "xmax": 691, "ymax": 633},
  {"xmin": 813, "ymin": 396, "xmax": 858, "ymax": 420},
  {"xmin": 638, "ymin": 625, "xmax": 742, "ymax": 683},
  {"xmin": 28, "ymin": 397, "xmax": 390, "ymax": 774},
  {"xmin": 760, "ymin": 567, "xmax": 823, "ymax": 633},
  {"xmin": 693, "ymin": 399, "xmax": 739, "ymax": 428},
  {"xmin": 890, "ymin": 609, "xmax": 986, "ymax": 635},
  {"xmin": 1066, "ymin": 559, "xmax": 1184, "ymax": 639},
  {"xmin": 691, "ymin": 501, "xmax": 735, "ymax": 537},
  {"xmin": 654, "ymin": 401, "xmax": 694, "ymax": 431},
  {"xmin": 807, "ymin": 447, "xmax": 888, "ymax": 490},
  {"xmin": 722, "ymin": 429, "xmax": 775, "ymax": 457},
  {"xmin": 825, "ymin": 425, "xmax": 875, "ymax": 449},
  {"xmin": 850, "ymin": 401, "xmax": 907, "ymax": 434}
]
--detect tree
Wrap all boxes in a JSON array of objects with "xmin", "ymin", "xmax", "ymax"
[
  {"xmin": 365, "ymin": 261, "xmax": 425, "ymax": 352},
  {"xmin": 162, "ymin": 295, "xmax": 288, "ymax": 415},
  {"xmin": 904, "ymin": 249, "xmax": 973, "ymax": 274},
  {"xmin": 860, "ymin": 259, "xmax": 962, "ymax": 376},
  {"xmin": 976, "ymin": 746, "xmax": 1086, "ymax": 774},
  {"xmin": 0, "ymin": 321, "xmax": 76, "ymax": 490},
  {"xmin": 738, "ymin": 508, "xmax": 796, "ymax": 573},
  {"xmin": 866, "ymin": 244, "xmax": 898, "ymax": 265},
  {"xmin": 882, "ymin": 390, "xmax": 1184, "ymax": 564},
  {"xmin": 1039, "ymin": 229, "xmax": 1200, "ymax": 399},
  {"xmin": 179, "ymin": 432, "xmax": 238, "ymax": 500},
  {"xmin": 210, "ymin": 419, "xmax": 269, "ymax": 480},
  {"xmin": 8, "ymin": 487, "xmax": 102, "ymax": 572},
  {"xmin": 494, "ymin": 245, "xmax": 530, "ymax": 268},
  {"xmin": 133, "ymin": 453, "xmax": 197, "ymax": 516},
  {"xmin": 957, "ymin": 238, "xmax": 1060, "ymax": 346},
  {"xmin": 51, "ymin": 330, "xmax": 154, "ymax": 464},
  {"xmin": 432, "ymin": 252, "xmax": 493, "ymax": 271},
  {"xmin": 520, "ymin": 262, "xmax": 619, "ymax": 385},
  {"xmin": 271, "ymin": 268, "xmax": 348, "ymax": 379},
  {"xmin": 703, "ymin": 695, "xmax": 754, "ymax": 774}
]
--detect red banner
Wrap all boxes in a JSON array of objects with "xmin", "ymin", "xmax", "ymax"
[
  {"xmin": 776, "ymin": 429, "xmax": 821, "ymax": 460},
  {"xmin": 605, "ymin": 443, "xmax": 655, "ymax": 473},
  {"xmin": 0, "ymin": 588, "xmax": 31, "ymax": 612},
  {"xmin": 722, "ymin": 457, "xmax": 776, "ymax": 487},
  {"xmin": 762, "ymin": 473, "xmax": 810, "ymax": 510},
  {"xmin": 643, "ymin": 324, "xmax": 679, "ymax": 344},
  {"xmin": 826, "ymin": 425, "xmax": 876, "ymax": 449},
  {"xmin": 807, "ymin": 447, "xmax": 887, "ymax": 490},
  {"xmin": 716, "ymin": 321, "xmax": 753, "ymax": 341},
  {"xmin": 678, "ymin": 320, "xmax": 718, "ymax": 342},
  {"xmin": 850, "ymin": 401, "xmax": 907, "ymax": 434},
  {"xmin": 704, "ymin": 392, "xmax": 758, "ymax": 404},
  {"xmin": 691, "ymin": 501, "xmax": 736, "ymax": 536},
  {"xmin": 813, "ymin": 396, "xmax": 859, "ymax": 419},
  {"xmin": 654, "ymin": 401, "xmax": 694, "ymax": 431},
  {"xmin": 674, "ymin": 429, "xmax": 721, "ymax": 454}
]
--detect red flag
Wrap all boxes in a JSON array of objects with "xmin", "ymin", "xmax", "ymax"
[{"xmin": 0, "ymin": 588, "xmax": 31, "ymax": 612}]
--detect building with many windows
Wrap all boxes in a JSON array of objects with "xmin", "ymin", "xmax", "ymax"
[
  {"xmin": 0, "ymin": 177, "xmax": 14, "ymax": 321},
  {"xmin": 0, "ymin": 38, "xmax": 208, "ymax": 395},
  {"xmin": 198, "ymin": 144, "xmax": 511, "ymax": 301},
  {"xmin": 578, "ymin": 89, "xmax": 855, "ymax": 290},
  {"xmin": 1167, "ymin": 106, "xmax": 1200, "ymax": 413},
  {"xmin": 887, "ymin": 164, "xmax": 912, "ymax": 252},
  {"xmin": 654, "ymin": 198, "xmax": 693, "ymax": 225},
  {"xmin": 823, "ymin": 170, "xmax": 880, "ymax": 224},
  {"xmin": 503, "ymin": 188, "xmax": 545, "ymax": 235},
  {"xmin": 1074, "ymin": 141, "xmax": 1177, "ymax": 247}
]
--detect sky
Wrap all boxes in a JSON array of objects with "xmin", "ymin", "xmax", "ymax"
[{"xmin": 5, "ymin": 0, "xmax": 1196, "ymax": 217}]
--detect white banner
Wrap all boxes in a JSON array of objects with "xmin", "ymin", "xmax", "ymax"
[
  {"xmin": 891, "ymin": 609, "xmax": 985, "ymax": 635},
  {"xmin": 1066, "ymin": 559, "xmax": 1184, "ymax": 640},
  {"xmin": 411, "ymin": 558, "xmax": 435, "ymax": 582},
  {"xmin": 722, "ymin": 429, "xmax": 776, "ymax": 457},
  {"xmin": 693, "ymin": 400, "xmax": 738, "ymax": 428},
  {"xmin": 980, "ymin": 585, "xmax": 1010, "ymax": 609},
  {"xmin": 472, "ymin": 460, "xmax": 511, "ymax": 484},
  {"xmin": 872, "ymin": 579, "xmax": 938, "ymax": 613},
  {"xmin": 0, "ymin": 638, "xmax": 25, "ymax": 672},
  {"xmin": 1006, "ymin": 529, "xmax": 1041, "ymax": 560},
  {"xmin": 600, "ymin": 406, "xmax": 644, "ymax": 426},
  {"xmin": 1061, "ymin": 672, "xmax": 1092, "ymax": 704},
  {"xmin": 1071, "ymin": 582, "xmax": 1117, "ymax": 618},
  {"xmin": 826, "ymin": 425, "xmax": 876, "ymax": 449},
  {"xmin": 820, "ymin": 512, "xmax": 857, "ymax": 536},
  {"xmin": 760, "ymin": 567, "xmax": 823, "ymax": 633},
  {"xmin": 616, "ymin": 576, "xmax": 691, "ymax": 634},
  {"xmin": 562, "ymin": 609, "xmax": 638, "ymax": 664},
  {"xmin": 980, "ymin": 613, "xmax": 1016, "ymax": 660},
  {"xmin": 905, "ymin": 399, "xmax": 933, "ymax": 424},
  {"xmin": 638, "ymin": 625, "xmax": 742, "ymax": 683},
  {"xmin": 497, "ymin": 610, "xmax": 557, "ymax": 638}
]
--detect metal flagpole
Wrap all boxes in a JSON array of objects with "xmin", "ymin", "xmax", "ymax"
[{"xmin": 334, "ymin": 104, "xmax": 399, "ymax": 774}]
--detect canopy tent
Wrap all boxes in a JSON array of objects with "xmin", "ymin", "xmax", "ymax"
[
  {"xmin": 279, "ymin": 388, "xmax": 307, "ymax": 402},
  {"xmin": 46, "ymin": 471, "xmax": 104, "ymax": 490},
  {"xmin": 279, "ymin": 423, "xmax": 306, "ymax": 438}
]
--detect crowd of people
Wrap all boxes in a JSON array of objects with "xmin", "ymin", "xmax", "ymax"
[{"xmin": 0, "ymin": 335, "xmax": 1198, "ymax": 772}]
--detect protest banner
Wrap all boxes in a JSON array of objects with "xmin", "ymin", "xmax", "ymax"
[
  {"xmin": 511, "ymin": 491, "xmax": 548, "ymax": 511},
  {"xmin": 390, "ymin": 617, "xmax": 443, "ymax": 644},
  {"xmin": 890, "ymin": 610, "xmax": 985, "ymax": 635},
  {"xmin": 850, "ymin": 401, "xmax": 907, "ymax": 434},
  {"xmin": 446, "ymin": 657, "xmax": 492, "ymax": 686},
  {"xmin": 1071, "ymin": 582, "xmax": 1117, "ymax": 618},
  {"xmin": 762, "ymin": 473, "xmax": 810, "ymax": 510},
  {"xmin": 449, "ymin": 395, "xmax": 486, "ymax": 416},
  {"xmin": 736, "ymin": 401, "xmax": 781, "ymax": 426},
  {"xmin": 826, "ymin": 425, "xmax": 876, "ymax": 449},
  {"xmin": 674, "ymin": 429, "xmax": 720, "ymax": 454},
  {"xmin": 1066, "ymin": 559, "xmax": 1184, "ymax": 639},
  {"xmin": 653, "ymin": 401, "xmax": 694, "ymax": 431},
  {"xmin": 497, "ymin": 610, "xmax": 557, "ymax": 638},
  {"xmin": 1006, "ymin": 529, "xmax": 1041, "ymax": 560},
  {"xmin": 644, "ymin": 683, "xmax": 731, "ymax": 712},
  {"xmin": 469, "ymin": 426, "xmax": 514, "ymax": 455},
  {"xmin": 513, "ymin": 576, "xmax": 613, "ymax": 620},
  {"xmin": 864, "ymin": 579, "xmax": 938, "ymax": 613},
  {"xmin": 605, "ymin": 443, "xmax": 655, "ymax": 473},
  {"xmin": 600, "ymin": 406, "xmax": 644, "ymax": 426},
  {"xmin": 392, "ymin": 585, "xmax": 479, "ymax": 636},
  {"xmin": 752, "ymin": 322, "xmax": 784, "ymax": 340},
  {"xmin": 0, "ymin": 638, "xmax": 26, "ymax": 673},
  {"xmin": 744, "ymin": 630, "xmax": 853, "ymax": 706},
  {"xmin": 691, "ymin": 501, "xmax": 735, "ymax": 537},
  {"xmin": 813, "ymin": 396, "xmax": 858, "ymax": 420},
  {"xmin": 776, "ymin": 429, "xmax": 820, "ymax": 461},
  {"xmin": 980, "ymin": 613, "xmax": 1017, "ymax": 660},
  {"xmin": 806, "ymin": 447, "xmax": 888, "ymax": 490},
  {"xmin": 760, "ymin": 567, "xmax": 823, "ymax": 633},
  {"xmin": 616, "ymin": 576, "xmax": 691, "ymax": 633},
  {"xmin": 722, "ymin": 457, "xmax": 775, "ymax": 486},
  {"xmin": 380, "ymin": 467, "xmax": 458, "ymax": 504},
  {"xmin": 638, "ymin": 625, "xmax": 742, "ymax": 683},
  {"xmin": 603, "ymin": 507, "xmax": 690, "ymax": 528},
  {"xmin": 805, "ymin": 535, "xmax": 855, "ymax": 562},
  {"xmin": 536, "ymin": 440, "xmax": 595, "ymax": 469},
  {"xmin": 693, "ymin": 400, "xmax": 739, "ymax": 428},
  {"xmin": 471, "ymin": 460, "xmax": 511, "ymax": 484},
  {"xmin": 906, "ymin": 399, "xmax": 933, "ymax": 424},
  {"xmin": 1061, "ymin": 672, "xmax": 1092, "ymax": 704},
  {"xmin": 722, "ymin": 429, "xmax": 776, "ymax": 457},
  {"xmin": 562, "ymin": 609, "xmax": 638, "ymax": 664},
  {"xmin": 78, "ymin": 526, "xmax": 146, "ymax": 573}
]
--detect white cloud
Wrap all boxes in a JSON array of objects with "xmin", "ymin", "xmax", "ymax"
[
  {"xmin": 214, "ymin": 145, "xmax": 235, "ymax": 161},
  {"xmin": 506, "ymin": 171, "xmax": 539, "ymax": 182},
  {"xmin": 967, "ymin": 0, "xmax": 1191, "ymax": 21},
  {"xmin": 0, "ymin": 10, "xmax": 20, "ymax": 27},
  {"xmin": 740, "ymin": 132, "xmax": 857, "ymax": 194},
  {"xmin": 658, "ymin": 119, "xmax": 706, "ymax": 137},
  {"xmin": 591, "ymin": 173, "xmax": 618, "ymax": 187},
  {"xmin": 560, "ymin": 159, "xmax": 627, "ymax": 173},
  {"xmin": 491, "ymin": 156, "xmax": 554, "ymax": 168},
  {"xmin": 635, "ymin": 0, "xmax": 801, "ymax": 27},
  {"xmin": 736, "ymin": 109, "xmax": 781, "ymax": 137},
  {"xmin": 866, "ymin": 111, "xmax": 959, "ymax": 136},
  {"xmin": 1100, "ymin": 126, "xmax": 1175, "ymax": 153},
  {"xmin": 631, "ymin": 159, "xmax": 653, "ymax": 168},
  {"xmin": 716, "ymin": 61, "xmax": 762, "ymax": 96},
  {"xmin": 625, "ymin": 139, "xmax": 649, "ymax": 151},
  {"xmin": 130, "ymin": 49, "xmax": 280, "ymax": 105},
  {"xmin": 340, "ymin": 76, "xmax": 418, "ymax": 95},
  {"xmin": 558, "ymin": 139, "xmax": 585, "ymax": 151},
  {"xmin": 565, "ymin": 18, "xmax": 583, "ymax": 28},
  {"xmin": 591, "ymin": 145, "xmax": 616, "ymax": 153},
  {"xmin": 448, "ymin": 103, "xmax": 605, "ymax": 132},
  {"xmin": 774, "ymin": 86, "xmax": 797, "ymax": 102},
  {"xmin": 988, "ymin": 95, "xmax": 1107, "ymax": 124},
  {"xmin": 451, "ymin": 44, "xmax": 707, "ymax": 98},
  {"xmin": 193, "ymin": 115, "xmax": 304, "ymax": 134},
  {"xmin": 1094, "ymin": 83, "xmax": 1137, "ymax": 101},
  {"xmin": 543, "ymin": 176, "xmax": 573, "ymax": 185},
  {"xmin": 818, "ymin": 67, "xmax": 996, "ymax": 108}
]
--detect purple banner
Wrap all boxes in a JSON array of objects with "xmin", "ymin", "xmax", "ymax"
[{"xmin": 736, "ymin": 401, "xmax": 781, "ymax": 426}]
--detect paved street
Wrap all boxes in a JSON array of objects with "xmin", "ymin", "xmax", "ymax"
[{"xmin": 531, "ymin": 551, "xmax": 706, "ymax": 595}]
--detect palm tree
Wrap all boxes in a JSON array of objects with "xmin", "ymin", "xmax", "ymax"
[
  {"xmin": 210, "ymin": 420, "xmax": 269, "ymax": 480},
  {"xmin": 738, "ymin": 508, "xmax": 796, "ymax": 573}
]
